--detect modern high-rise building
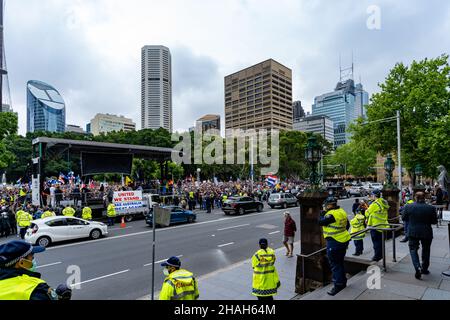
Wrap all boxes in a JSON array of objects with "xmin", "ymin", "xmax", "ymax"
[
  {"xmin": 196, "ymin": 114, "xmax": 221, "ymax": 133},
  {"xmin": 89, "ymin": 113, "xmax": 136, "ymax": 136},
  {"xmin": 66, "ymin": 124, "xmax": 86, "ymax": 135},
  {"xmin": 293, "ymin": 115, "xmax": 334, "ymax": 144},
  {"xmin": 224, "ymin": 59, "xmax": 293, "ymax": 132},
  {"xmin": 27, "ymin": 80, "xmax": 66, "ymax": 133},
  {"xmin": 293, "ymin": 101, "xmax": 305, "ymax": 122},
  {"xmin": 355, "ymin": 83, "xmax": 369, "ymax": 118},
  {"xmin": 312, "ymin": 79, "xmax": 368, "ymax": 148},
  {"xmin": 141, "ymin": 45, "xmax": 172, "ymax": 132}
]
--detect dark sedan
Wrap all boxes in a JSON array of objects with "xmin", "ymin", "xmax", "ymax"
[
  {"xmin": 222, "ymin": 197, "xmax": 264, "ymax": 216},
  {"xmin": 145, "ymin": 206, "xmax": 196, "ymax": 227}
]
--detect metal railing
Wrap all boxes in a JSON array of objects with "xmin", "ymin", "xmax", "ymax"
[{"xmin": 298, "ymin": 222, "xmax": 404, "ymax": 293}]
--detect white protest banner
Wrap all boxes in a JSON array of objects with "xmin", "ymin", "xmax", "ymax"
[{"xmin": 113, "ymin": 191, "xmax": 144, "ymax": 214}]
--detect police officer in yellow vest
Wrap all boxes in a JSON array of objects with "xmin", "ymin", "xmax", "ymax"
[
  {"xmin": 252, "ymin": 238, "xmax": 280, "ymax": 300},
  {"xmin": 365, "ymin": 189, "xmax": 390, "ymax": 261},
  {"xmin": 41, "ymin": 208, "xmax": 56, "ymax": 219},
  {"xmin": 159, "ymin": 256, "xmax": 199, "ymax": 300},
  {"xmin": 62, "ymin": 206, "xmax": 76, "ymax": 217},
  {"xmin": 107, "ymin": 203, "xmax": 116, "ymax": 226},
  {"xmin": 350, "ymin": 209, "xmax": 366, "ymax": 256},
  {"xmin": 0, "ymin": 240, "xmax": 58, "ymax": 300},
  {"xmin": 319, "ymin": 197, "xmax": 351, "ymax": 296},
  {"xmin": 16, "ymin": 209, "xmax": 33, "ymax": 240},
  {"xmin": 82, "ymin": 206, "xmax": 93, "ymax": 221}
]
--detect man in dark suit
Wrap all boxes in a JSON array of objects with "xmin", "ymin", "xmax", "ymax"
[{"xmin": 402, "ymin": 192, "xmax": 438, "ymax": 280}]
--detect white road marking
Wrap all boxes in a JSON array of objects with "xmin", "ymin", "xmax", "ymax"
[
  {"xmin": 108, "ymin": 226, "xmax": 133, "ymax": 231},
  {"xmin": 218, "ymin": 242, "xmax": 235, "ymax": 248},
  {"xmin": 70, "ymin": 269, "xmax": 130, "ymax": 288},
  {"xmin": 47, "ymin": 208, "xmax": 288, "ymax": 251},
  {"xmin": 217, "ymin": 224, "xmax": 250, "ymax": 231},
  {"xmin": 269, "ymin": 231, "xmax": 281, "ymax": 235},
  {"xmin": 144, "ymin": 255, "xmax": 183, "ymax": 267},
  {"xmin": 36, "ymin": 262, "xmax": 62, "ymax": 269}
]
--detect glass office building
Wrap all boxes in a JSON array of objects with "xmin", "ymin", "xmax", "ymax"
[
  {"xmin": 312, "ymin": 79, "xmax": 368, "ymax": 148},
  {"xmin": 27, "ymin": 80, "xmax": 66, "ymax": 133}
]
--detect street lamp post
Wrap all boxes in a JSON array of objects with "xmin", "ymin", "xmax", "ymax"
[
  {"xmin": 415, "ymin": 164, "xmax": 423, "ymax": 187},
  {"xmin": 384, "ymin": 154, "xmax": 395, "ymax": 188},
  {"xmin": 197, "ymin": 168, "xmax": 201, "ymax": 185},
  {"xmin": 305, "ymin": 136, "xmax": 323, "ymax": 190}
]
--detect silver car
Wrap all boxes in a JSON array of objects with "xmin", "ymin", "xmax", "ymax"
[{"xmin": 268, "ymin": 193, "xmax": 299, "ymax": 209}]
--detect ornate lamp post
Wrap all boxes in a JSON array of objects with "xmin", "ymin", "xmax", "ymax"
[
  {"xmin": 384, "ymin": 154, "xmax": 395, "ymax": 189},
  {"xmin": 196, "ymin": 168, "xmax": 201, "ymax": 184},
  {"xmin": 305, "ymin": 136, "xmax": 323, "ymax": 190},
  {"xmin": 415, "ymin": 164, "xmax": 423, "ymax": 186}
]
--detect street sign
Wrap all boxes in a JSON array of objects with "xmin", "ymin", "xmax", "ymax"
[
  {"xmin": 32, "ymin": 175, "xmax": 40, "ymax": 206},
  {"xmin": 154, "ymin": 206, "xmax": 171, "ymax": 227}
]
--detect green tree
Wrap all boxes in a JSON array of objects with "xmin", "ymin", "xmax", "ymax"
[
  {"xmin": 0, "ymin": 113, "xmax": 18, "ymax": 172},
  {"xmin": 350, "ymin": 54, "xmax": 450, "ymax": 180}
]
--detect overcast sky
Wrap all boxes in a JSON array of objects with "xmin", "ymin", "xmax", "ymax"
[{"xmin": 5, "ymin": 0, "xmax": 450, "ymax": 135}]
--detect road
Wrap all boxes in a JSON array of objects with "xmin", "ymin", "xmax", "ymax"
[{"xmin": 34, "ymin": 197, "xmax": 360, "ymax": 300}]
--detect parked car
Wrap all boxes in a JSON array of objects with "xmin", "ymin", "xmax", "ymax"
[
  {"xmin": 370, "ymin": 183, "xmax": 383, "ymax": 191},
  {"xmin": 268, "ymin": 193, "xmax": 299, "ymax": 209},
  {"xmin": 222, "ymin": 197, "xmax": 264, "ymax": 215},
  {"xmin": 145, "ymin": 206, "xmax": 196, "ymax": 227},
  {"xmin": 25, "ymin": 216, "xmax": 108, "ymax": 248},
  {"xmin": 327, "ymin": 185, "xmax": 350, "ymax": 199},
  {"xmin": 348, "ymin": 186, "xmax": 367, "ymax": 197}
]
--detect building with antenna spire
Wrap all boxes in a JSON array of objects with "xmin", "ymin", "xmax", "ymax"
[
  {"xmin": 0, "ymin": 0, "xmax": 12, "ymax": 114},
  {"xmin": 312, "ymin": 57, "xmax": 369, "ymax": 148}
]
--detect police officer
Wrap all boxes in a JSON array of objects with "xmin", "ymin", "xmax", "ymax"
[
  {"xmin": 41, "ymin": 207, "xmax": 56, "ymax": 219},
  {"xmin": 62, "ymin": 205, "xmax": 76, "ymax": 217},
  {"xmin": 82, "ymin": 206, "xmax": 93, "ymax": 221},
  {"xmin": 16, "ymin": 208, "xmax": 33, "ymax": 240},
  {"xmin": 107, "ymin": 202, "xmax": 116, "ymax": 226},
  {"xmin": 159, "ymin": 256, "xmax": 199, "ymax": 300},
  {"xmin": 365, "ymin": 190, "xmax": 390, "ymax": 261},
  {"xmin": 350, "ymin": 208, "xmax": 366, "ymax": 256},
  {"xmin": 251, "ymin": 238, "xmax": 281, "ymax": 300},
  {"xmin": 319, "ymin": 197, "xmax": 351, "ymax": 296},
  {"xmin": 0, "ymin": 240, "xmax": 58, "ymax": 300}
]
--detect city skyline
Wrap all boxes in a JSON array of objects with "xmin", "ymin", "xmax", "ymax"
[{"xmin": 5, "ymin": 0, "xmax": 450, "ymax": 135}]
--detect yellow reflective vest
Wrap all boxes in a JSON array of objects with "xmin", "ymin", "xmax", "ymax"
[
  {"xmin": 365, "ymin": 198, "xmax": 389, "ymax": 232},
  {"xmin": 17, "ymin": 211, "xmax": 33, "ymax": 228},
  {"xmin": 251, "ymin": 248, "xmax": 280, "ymax": 297},
  {"xmin": 350, "ymin": 213, "xmax": 366, "ymax": 240},
  {"xmin": 0, "ymin": 274, "xmax": 46, "ymax": 300},
  {"xmin": 322, "ymin": 208, "xmax": 351, "ymax": 243},
  {"xmin": 107, "ymin": 204, "xmax": 116, "ymax": 217},
  {"xmin": 19, "ymin": 189, "xmax": 27, "ymax": 197},
  {"xmin": 82, "ymin": 207, "xmax": 92, "ymax": 220},
  {"xmin": 62, "ymin": 207, "xmax": 76, "ymax": 217},
  {"xmin": 189, "ymin": 192, "xmax": 194, "ymax": 199},
  {"xmin": 159, "ymin": 269, "xmax": 199, "ymax": 300},
  {"xmin": 41, "ymin": 211, "xmax": 56, "ymax": 219}
]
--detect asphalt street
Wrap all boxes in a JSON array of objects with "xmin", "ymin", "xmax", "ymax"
[{"xmin": 29, "ymin": 197, "xmax": 361, "ymax": 300}]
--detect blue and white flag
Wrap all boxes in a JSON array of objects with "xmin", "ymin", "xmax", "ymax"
[{"xmin": 266, "ymin": 175, "xmax": 278, "ymax": 187}]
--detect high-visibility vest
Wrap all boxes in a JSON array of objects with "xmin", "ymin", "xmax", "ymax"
[
  {"xmin": 222, "ymin": 195, "xmax": 228, "ymax": 201},
  {"xmin": 0, "ymin": 274, "xmax": 47, "ymax": 300},
  {"xmin": 17, "ymin": 211, "xmax": 33, "ymax": 228},
  {"xmin": 159, "ymin": 269, "xmax": 199, "ymax": 300},
  {"xmin": 251, "ymin": 248, "xmax": 280, "ymax": 297},
  {"xmin": 62, "ymin": 207, "xmax": 75, "ymax": 217},
  {"xmin": 322, "ymin": 208, "xmax": 351, "ymax": 243},
  {"xmin": 82, "ymin": 207, "xmax": 92, "ymax": 220},
  {"xmin": 41, "ymin": 211, "xmax": 56, "ymax": 219},
  {"xmin": 19, "ymin": 189, "xmax": 27, "ymax": 197},
  {"xmin": 350, "ymin": 213, "xmax": 366, "ymax": 240},
  {"xmin": 365, "ymin": 198, "xmax": 389, "ymax": 232},
  {"xmin": 107, "ymin": 204, "xmax": 116, "ymax": 217},
  {"xmin": 189, "ymin": 192, "xmax": 194, "ymax": 199},
  {"xmin": 406, "ymin": 200, "xmax": 414, "ymax": 205}
]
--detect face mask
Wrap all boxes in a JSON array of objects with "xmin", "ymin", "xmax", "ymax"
[
  {"xmin": 163, "ymin": 268, "xmax": 170, "ymax": 276},
  {"xmin": 21, "ymin": 258, "xmax": 37, "ymax": 272}
]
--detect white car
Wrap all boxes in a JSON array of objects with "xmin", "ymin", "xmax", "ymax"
[
  {"xmin": 370, "ymin": 183, "xmax": 384, "ymax": 191},
  {"xmin": 25, "ymin": 216, "xmax": 108, "ymax": 248}
]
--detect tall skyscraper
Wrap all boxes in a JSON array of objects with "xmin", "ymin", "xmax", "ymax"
[
  {"xmin": 312, "ymin": 79, "xmax": 369, "ymax": 148},
  {"xmin": 225, "ymin": 59, "xmax": 293, "ymax": 132},
  {"xmin": 27, "ymin": 80, "xmax": 66, "ymax": 133},
  {"xmin": 0, "ymin": 0, "xmax": 12, "ymax": 114},
  {"xmin": 293, "ymin": 100, "xmax": 305, "ymax": 122},
  {"xmin": 141, "ymin": 45, "xmax": 172, "ymax": 132}
]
